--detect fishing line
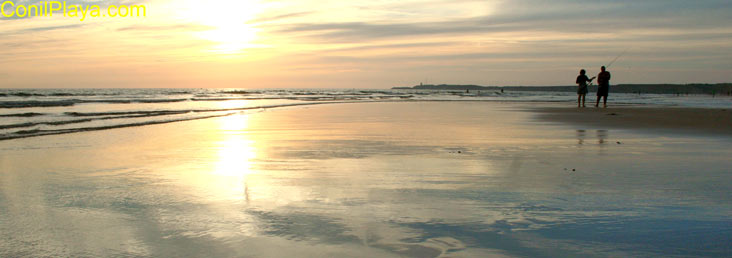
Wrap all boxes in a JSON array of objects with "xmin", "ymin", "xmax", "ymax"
[{"xmin": 606, "ymin": 48, "xmax": 629, "ymax": 68}]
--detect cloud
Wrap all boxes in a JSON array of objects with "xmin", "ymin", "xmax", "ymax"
[
  {"xmin": 248, "ymin": 11, "xmax": 315, "ymax": 24},
  {"xmin": 324, "ymin": 41, "xmax": 457, "ymax": 53},
  {"xmin": 262, "ymin": 0, "xmax": 732, "ymax": 43},
  {"xmin": 0, "ymin": 24, "xmax": 85, "ymax": 37},
  {"xmin": 2, "ymin": 0, "xmax": 731, "ymax": 87},
  {"xmin": 20, "ymin": 24, "xmax": 85, "ymax": 33},
  {"xmin": 0, "ymin": 15, "xmax": 29, "ymax": 21},
  {"xmin": 116, "ymin": 24, "xmax": 213, "ymax": 32}
]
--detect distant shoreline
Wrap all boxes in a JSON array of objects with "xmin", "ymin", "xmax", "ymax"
[{"xmin": 393, "ymin": 84, "xmax": 732, "ymax": 95}]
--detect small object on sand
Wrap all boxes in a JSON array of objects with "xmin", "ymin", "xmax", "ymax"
[
  {"xmin": 572, "ymin": 169, "xmax": 576, "ymax": 171},
  {"xmin": 606, "ymin": 113, "xmax": 618, "ymax": 116},
  {"xmin": 457, "ymin": 151, "xmax": 462, "ymax": 154},
  {"xmin": 616, "ymin": 141, "xmax": 621, "ymax": 144}
]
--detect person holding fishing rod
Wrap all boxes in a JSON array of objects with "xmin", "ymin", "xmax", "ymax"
[
  {"xmin": 576, "ymin": 69, "xmax": 595, "ymax": 107},
  {"xmin": 588, "ymin": 49, "xmax": 625, "ymax": 108},
  {"xmin": 595, "ymin": 66, "xmax": 611, "ymax": 108}
]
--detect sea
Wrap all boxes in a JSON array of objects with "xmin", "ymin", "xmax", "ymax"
[{"xmin": 2, "ymin": 88, "xmax": 730, "ymax": 141}]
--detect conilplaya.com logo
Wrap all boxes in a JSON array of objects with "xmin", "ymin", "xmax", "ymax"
[{"xmin": 2, "ymin": 1, "xmax": 146, "ymax": 21}]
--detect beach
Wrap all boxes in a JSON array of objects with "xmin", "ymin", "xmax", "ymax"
[
  {"xmin": 1, "ymin": 101, "xmax": 731, "ymax": 257},
  {"xmin": 533, "ymin": 106, "xmax": 732, "ymax": 136},
  {"xmin": 5, "ymin": 0, "xmax": 732, "ymax": 255}
]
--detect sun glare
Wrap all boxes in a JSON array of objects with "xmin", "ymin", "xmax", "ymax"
[
  {"xmin": 208, "ymin": 114, "xmax": 258, "ymax": 200},
  {"xmin": 184, "ymin": 0, "xmax": 266, "ymax": 54}
]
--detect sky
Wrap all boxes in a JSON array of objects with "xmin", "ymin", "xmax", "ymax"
[{"xmin": 1, "ymin": 0, "xmax": 731, "ymax": 88}]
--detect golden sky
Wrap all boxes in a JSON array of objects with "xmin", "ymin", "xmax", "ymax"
[{"xmin": 1, "ymin": 0, "xmax": 731, "ymax": 88}]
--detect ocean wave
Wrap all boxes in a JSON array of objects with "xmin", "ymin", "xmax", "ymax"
[
  {"xmin": 0, "ymin": 113, "xmax": 233, "ymax": 141},
  {"xmin": 7, "ymin": 92, "xmax": 46, "ymax": 97},
  {"xmin": 0, "ymin": 101, "xmax": 364, "ymax": 141},
  {"xmin": 74, "ymin": 98, "xmax": 189, "ymax": 104},
  {"xmin": 62, "ymin": 102, "xmax": 311, "ymax": 117},
  {"xmin": 221, "ymin": 90, "xmax": 252, "ymax": 94},
  {"xmin": 0, "ymin": 91, "xmax": 190, "ymax": 97},
  {"xmin": 0, "ymin": 122, "xmax": 36, "ymax": 130},
  {"xmin": 65, "ymin": 110, "xmax": 190, "ymax": 117},
  {"xmin": 0, "ymin": 100, "xmax": 76, "ymax": 108},
  {"xmin": 0, "ymin": 112, "xmax": 45, "ymax": 117},
  {"xmin": 164, "ymin": 91, "xmax": 193, "ymax": 95},
  {"xmin": 0, "ymin": 111, "xmax": 203, "ymax": 130},
  {"xmin": 191, "ymin": 97, "xmax": 261, "ymax": 101},
  {"xmin": 0, "ymin": 118, "xmax": 95, "ymax": 130},
  {"xmin": 0, "ymin": 98, "xmax": 191, "ymax": 108},
  {"xmin": 190, "ymin": 95, "xmax": 411, "ymax": 102},
  {"xmin": 1, "ymin": 92, "xmax": 103, "ymax": 97},
  {"xmin": 47, "ymin": 93, "xmax": 99, "ymax": 97}
]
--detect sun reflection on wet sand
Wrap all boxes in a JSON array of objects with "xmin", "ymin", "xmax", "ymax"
[
  {"xmin": 165, "ymin": 113, "xmax": 261, "ymax": 203},
  {"xmin": 209, "ymin": 114, "xmax": 258, "ymax": 201}
]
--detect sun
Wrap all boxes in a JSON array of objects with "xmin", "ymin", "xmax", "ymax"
[{"xmin": 183, "ymin": 0, "xmax": 266, "ymax": 54}]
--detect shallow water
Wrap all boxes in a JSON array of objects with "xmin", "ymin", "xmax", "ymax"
[
  {"xmin": 1, "ymin": 102, "xmax": 731, "ymax": 257},
  {"xmin": 2, "ymin": 88, "xmax": 730, "ymax": 141}
]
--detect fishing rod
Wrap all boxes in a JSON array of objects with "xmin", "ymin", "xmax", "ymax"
[
  {"xmin": 606, "ymin": 48, "xmax": 629, "ymax": 68},
  {"xmin": 580, "ymin": 48, "xmax": 628, "ymax": 90},
  {"xmin": 590, "ymin": 48, "xmax": 628, "ymax": 85}
]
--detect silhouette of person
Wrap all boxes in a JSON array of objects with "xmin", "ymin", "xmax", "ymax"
[
  {"xmin": 576, "ymin": 69, "xmax": 595, "ymax": 107},
  {"xmin": 596, "ymin": 66, "xmax": 611, "ymax": 108}
]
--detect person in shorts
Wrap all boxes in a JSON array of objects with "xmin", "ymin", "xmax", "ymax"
[
  {"xmin": 576, "ymin": 69, "xmax": 595, "ymax": 107},
  {"xmin": 596, "ymin": 66, "xmax": 611, "ymax": 108}
]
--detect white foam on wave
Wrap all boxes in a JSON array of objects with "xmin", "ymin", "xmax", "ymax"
[{"xmin": 2, "ymin": 88, "xmax": 729, "ymax": 141}]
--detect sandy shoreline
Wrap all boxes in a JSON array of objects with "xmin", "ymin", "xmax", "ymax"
[
  {"xmin": 531, "ymin": 105, "xmax": 732, "ymax": 136},
  {"xmin": 2, "ymin": 101, "xmax": 732, "ymax": 142},
  {"xmin": 2, "ymin": 101, "xmax": 731, "ymax": 257}
]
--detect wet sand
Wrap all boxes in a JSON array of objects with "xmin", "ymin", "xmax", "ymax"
[
  {"xmin": 2, "ymin": 102, "xmax": 731, "ymax": 257},
  {"xmin": 532, "ymin": 106, "xmax": 732, "ymax": 135}
]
